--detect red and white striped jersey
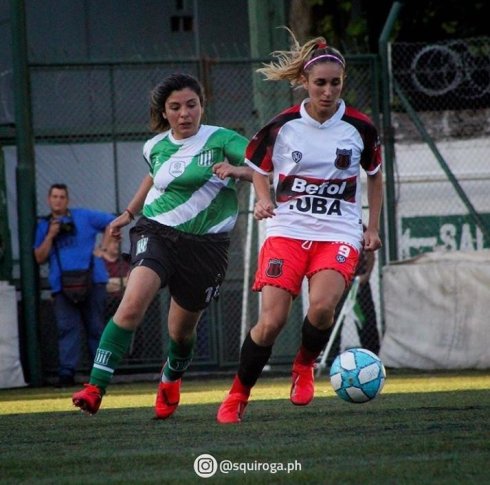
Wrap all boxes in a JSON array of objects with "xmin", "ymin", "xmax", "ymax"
[{"xmin": 245, "ymin": 99, "xmax": 382, "ymax": 250}]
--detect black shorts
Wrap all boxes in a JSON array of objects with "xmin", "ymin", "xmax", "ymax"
[{"xmin": 129, "ymin": 217, "xmax": 230, "ymax": 312}]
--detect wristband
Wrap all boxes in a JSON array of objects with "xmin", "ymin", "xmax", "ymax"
[{"xmin": 125, "ymin": 208, "xmax": 135, "ymax": 220}]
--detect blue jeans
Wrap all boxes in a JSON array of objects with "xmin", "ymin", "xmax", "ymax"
[{"xmin": 53, "ymin": 284, "xmax": 106, "ymax": 378}]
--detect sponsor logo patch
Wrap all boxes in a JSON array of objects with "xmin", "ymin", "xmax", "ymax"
[{"xmin": 275, "ymin": 174, "xmax": 356, "ymax": 203}]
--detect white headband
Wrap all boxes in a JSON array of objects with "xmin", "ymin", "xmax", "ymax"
[{"xmin": 304, "ymin": 54, "xmax": 345, "ymax": 71}]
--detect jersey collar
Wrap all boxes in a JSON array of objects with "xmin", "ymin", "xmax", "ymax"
[
  {"xmin": 168, "ymin": 125, "xmax": 203, "ymax": 145},
  {"xmin": 300, "ymin": 98, "xmax": 345, "ymax": 128}
]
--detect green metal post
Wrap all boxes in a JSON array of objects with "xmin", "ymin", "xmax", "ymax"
[
  {"xmin": 379, "ymin": 1, "xmax": 404, "ymax": 262},
  {"xmin": 0, "ymin": 145, "xmax": 13, "ymax": 280},
  {"xmin": 248, "ymin": 0, "xmax": 290, "ymax": 128},
  {"xmin": 10, "ymin": 0, "xmax": 42, "ymax": 385}
]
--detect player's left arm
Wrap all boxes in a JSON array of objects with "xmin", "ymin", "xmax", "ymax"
[
  {"xmin": 364, "ymin": 170, "xmax": 383, "ymax": 252},
  {"xmin": 213, "ymin": 162, "xmax": 253, "ymax": 182}
]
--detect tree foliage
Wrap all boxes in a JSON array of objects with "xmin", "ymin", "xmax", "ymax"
[{"xmin": 289, "ymin": 0, "xmax": 490, "ymax": 53}]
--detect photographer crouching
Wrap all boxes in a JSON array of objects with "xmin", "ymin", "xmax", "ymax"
[{"xmin": 34, "ymin": 183, "xmax": 116, "ymax": 387}]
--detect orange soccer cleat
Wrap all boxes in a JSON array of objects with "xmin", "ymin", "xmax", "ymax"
[
  {"xmin": 290, "ymin": 361, "xmax": 315, "ymax": 406},
  {"xmin": 216, "ymin": 392, "xmax": 249, "ymax": 424},
  {"xmin": 72, "ymin": 383, "xmax": 103, "ymax": 415},
  {"xmin": 154, "ymin": 379, "xmax": 181, "ymax": 419}
]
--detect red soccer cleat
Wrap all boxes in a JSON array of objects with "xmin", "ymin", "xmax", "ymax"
[
  {"xmin": 216, "ymin": 392, "xmax": 249, "ymax": 424},
  {"xmin": 290, "ymin": 361, "xmax": 315, "ymax": 406},
  {"xmin": 72, "ymin": 383, "xmax": 103, "ymax": 415},
  {"xmin": 154, "ymin": 379, "xmax": 181, "ymax": 419}
]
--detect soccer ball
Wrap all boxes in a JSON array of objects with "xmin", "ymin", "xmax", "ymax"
[{"xmin": 329, "ymin": 348, "xmax": 386, "ymax": 403}]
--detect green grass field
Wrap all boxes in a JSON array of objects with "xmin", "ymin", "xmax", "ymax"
[{"xmin": 1, "ymin": 370, "xmax": 489, "ymax": 484}]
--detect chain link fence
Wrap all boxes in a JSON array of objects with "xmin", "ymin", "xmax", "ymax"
[
  {"xmin": 18, "ymin": 55, "xmax": 381, "ymax": 379},
  {"xmin": 390, "ymin": 37, "xmax": 490, "ymax": 260}
]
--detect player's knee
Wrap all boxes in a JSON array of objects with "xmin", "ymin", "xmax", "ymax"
[
  {"xmin": 252, "ymin": 320, "xmax": 284, "ymax": 346},
  {"xmin": 308, "ymin": 298, "xmax": 336, "ymax": 324},
  {"xmin": 113, "ymin": 298, "xmax": 146, "ymax": 329}
]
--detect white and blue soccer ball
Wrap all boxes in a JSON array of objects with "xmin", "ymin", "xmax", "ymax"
[{"xmin": 329, "ymin": 348, "xmax": 386, "ymax": 403}]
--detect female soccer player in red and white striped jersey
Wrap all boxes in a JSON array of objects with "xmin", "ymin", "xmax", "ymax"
[{"xmin": 217, "ymin": 29, "xmax": 383, "ymax": 424}]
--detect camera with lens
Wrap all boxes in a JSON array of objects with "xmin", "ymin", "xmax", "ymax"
[
  {"xmin": 58, "ymin": 220, "xmax": 76, "ymax": 235},
  {"xmin": 50, "ymin": 215, "xmax": 76, "ymax": 236},
  {"xmin": 41, "ymin": 213, "xmax": 76, "ymax": 236}
]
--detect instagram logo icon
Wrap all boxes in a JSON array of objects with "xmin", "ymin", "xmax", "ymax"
[{"xmin": 194, "ymin": 454, "xmax": 218, "ymax": 478}]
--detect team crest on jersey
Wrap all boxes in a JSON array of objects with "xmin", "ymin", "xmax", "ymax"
[
  {"xmin": 334, "ymin": 148, "xmax": 352, "ymax": 170},
  {"xmin": 169, "ymin": 161, "xmax": 186, "ymax": 177},
  {"xmin": 266, "ymin": 258, "xmax": 283, "ymax": 278},
  {"xmin": 197, "ymin": 149, "xmax": 215, "ymax": 167},
  {"xmin": 291, "ymin": 151, "xmax": 302, "ymax": 163}
]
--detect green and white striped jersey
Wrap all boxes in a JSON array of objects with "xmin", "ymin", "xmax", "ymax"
[{"xmin": 142, "ymin": 124, "xmax": 248, "ymax": 235}]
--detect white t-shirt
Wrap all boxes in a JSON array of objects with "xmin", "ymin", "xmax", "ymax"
[{"xmin": 245, "ymin": 99, "xmax": 382, "ymax": 250}]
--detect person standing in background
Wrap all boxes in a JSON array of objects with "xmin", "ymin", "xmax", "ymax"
[
  {"xmin": 95, "ymin": 237, "xmax": 130, "ymax": 297},
  {"xmin": 34, "ymin": 183, "xmax": 115, "ymax": 387},
  {"xmin": 217, "ymin": 29, "xmax": 383, "ymax": 424}
]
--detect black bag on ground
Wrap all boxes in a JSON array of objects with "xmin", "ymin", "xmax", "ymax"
[{"xmin": 61, "ymin": 269, "xmax": 92, "ymax": 303}]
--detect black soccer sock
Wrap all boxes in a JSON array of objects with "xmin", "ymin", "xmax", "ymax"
[
  {"xmin": 237, "ymin": 331, "xmax": 273, "ymax": 388},
  {"xmin": 296, "ymin": 316, "xmax": 332, "ymax": 364}
]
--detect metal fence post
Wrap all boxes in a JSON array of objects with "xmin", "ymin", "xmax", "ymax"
[
  {"xmin": 379, "ymin": 1, "xmax": 404, "ymax": 262},
  {"xmin": 0, "ymin": 144, "xmax": 13, "ymax": 281},
  {"xmin": 10, "ymin": 0, "xmax": 42, "ymax": 386}
]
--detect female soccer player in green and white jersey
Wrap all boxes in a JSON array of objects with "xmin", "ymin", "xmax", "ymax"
[{"xmin": 73, "ymin": 73, "xmax": 252, "ymax": 418}]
